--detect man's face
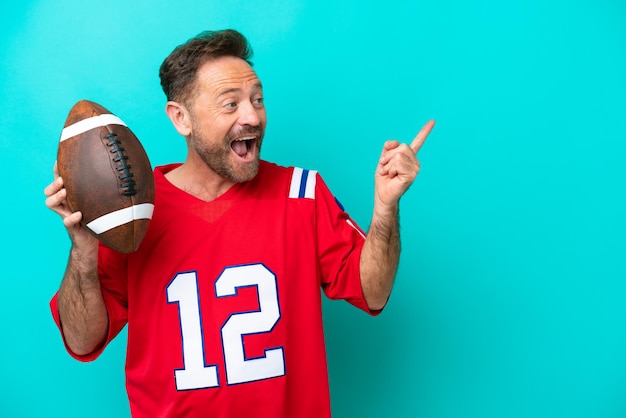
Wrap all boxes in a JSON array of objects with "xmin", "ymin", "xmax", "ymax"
[{"xmin": 187, "ymin": 56, "xmax": 266, "ymax": 183}]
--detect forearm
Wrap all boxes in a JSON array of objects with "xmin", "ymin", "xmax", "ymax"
[
  {"xmin": 57, "ymin": 246, "xmax": 108, "ymax": 356},
  {"xmin": 360, "ymin": 120, "xmax": 434, "ymax": 310},
  {"xmin": 360, "ymin": 204, "xmax": 400, "ymax": 311}
]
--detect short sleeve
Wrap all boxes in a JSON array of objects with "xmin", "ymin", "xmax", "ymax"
[{"xmin": 314, "ymin": 173, "xmax": 381, "ymax": 315}]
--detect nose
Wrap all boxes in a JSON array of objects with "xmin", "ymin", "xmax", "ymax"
[{"xmin": 238, "ymin": 100, "xmax": 262, "ymax": 126}]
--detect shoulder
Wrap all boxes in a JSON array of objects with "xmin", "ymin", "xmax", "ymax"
[{"xmin": 253, "ymin": 161, "xmax": 323, "ymax": 199}]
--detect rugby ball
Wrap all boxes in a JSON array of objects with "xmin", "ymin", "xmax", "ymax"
[{"xmin": 57, "ymin": 100, "xmax": 155, "ymax": 253}]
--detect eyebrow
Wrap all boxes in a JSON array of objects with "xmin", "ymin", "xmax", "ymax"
[{"xmin": 217, "ymin": 81, "xmax": 263, "ymax": 98}]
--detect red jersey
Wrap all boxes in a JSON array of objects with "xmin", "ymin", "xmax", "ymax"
[{"xmin": 51, "ymin": 161, "xmax": 377, "ymax": 417}]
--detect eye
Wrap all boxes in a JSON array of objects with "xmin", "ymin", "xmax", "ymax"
[
  {"xmin": 225, "ymin": 102, "xmax": 237, "ymax": 109},
  {"xmin": 253, "ymin": 97, "xmax": 264, "ymax": 107}
]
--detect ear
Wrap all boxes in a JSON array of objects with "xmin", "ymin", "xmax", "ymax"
[{"xmin": 165, "ymin": 101, "xmax": 192, "ymax": 137}]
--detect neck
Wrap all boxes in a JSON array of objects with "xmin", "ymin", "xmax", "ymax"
[{"xmin": 165, "ymin": 160, "xmax": 236, "ymax": 202}]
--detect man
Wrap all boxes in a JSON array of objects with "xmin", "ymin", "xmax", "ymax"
[{"xmin": 45, "ymin": 29, "xmax": 434, "ymax": 417}]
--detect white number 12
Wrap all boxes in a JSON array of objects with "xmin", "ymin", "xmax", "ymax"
[{"xmin": 166, "ymin": 263, "xmax": 285, "ymax": 390}]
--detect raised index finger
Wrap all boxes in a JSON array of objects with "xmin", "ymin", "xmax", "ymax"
[{"xmin": 409, "ymin": 120, "xmax": 436, "ymax": 154}]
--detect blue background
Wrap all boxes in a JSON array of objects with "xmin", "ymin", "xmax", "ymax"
[{"xmin": 1, "ymin": 0, "xmax": 625, "ymax": 417}]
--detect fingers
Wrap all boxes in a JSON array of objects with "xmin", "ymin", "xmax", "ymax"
[
  {"xmin": 63, "ymin": 211, "xmax": 83, "ymax": 228},
  {"xmin": 378, "ymin": 140, "xmax": 399, "ymax": 173},
  {"xmin": 45, "ymin": 161, "xmax": 63, "ymax": 198},
  {"xmin": 44, "ymin": 176, "xmax": 69, "ymax": 213},
  {"xmin": 44, "ymin": 166, "xmax": 77, "ymax": 221},
  {"xmin": 382, "ymin": 159, "xmax": 420, "ymax": 179},
  {"xmin": 44, "ymin": 183, "xmax": 65, "ymax": 207},
  {"xmin": 378, "ymin": 119, "xmax": 435, "ymax": 170},
  {"xmin": 383, "ymin": 139, "xmax": 400, "ymax": 151},
  {"xmin": 409, "ymin": 120, "xmax": 436, "ymax": 154},
  {"xmin": 44, "ymin": 176, "xmax": 63, "ymax": 198},
  {"xmin": 378, "ymin": 143, "xmax": 420, "ymax": 177},
  {"xmin": 44, "ymin": 161, "xmax": 85, "ymax": 236},
  {"xmin": 45, "ymin": 183, "xmax": 83, "ymax": 227}
]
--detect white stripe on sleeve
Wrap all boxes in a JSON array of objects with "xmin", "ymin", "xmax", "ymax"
[{"xmin": 289, "ymin": 167, "xmax": 303, "ymax": 198}]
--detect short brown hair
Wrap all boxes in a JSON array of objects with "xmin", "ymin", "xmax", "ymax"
[{"xmin": 159, "ymin": 29, "xmax": 253, "ymax": 105}]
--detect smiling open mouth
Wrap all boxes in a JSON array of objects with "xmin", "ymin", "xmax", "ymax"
[{"xmin": 230, "ymin": 136, "xmax": 256, "ymax": 158}]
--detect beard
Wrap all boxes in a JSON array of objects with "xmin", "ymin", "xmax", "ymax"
[{"xmin": 189, "ymin": 123, "xmax": 263, "ymax": 183}]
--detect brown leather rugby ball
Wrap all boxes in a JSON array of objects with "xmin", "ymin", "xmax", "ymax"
[{"xmin": 57, "ymin": 100, "xmax": 155, "ymax": 253}]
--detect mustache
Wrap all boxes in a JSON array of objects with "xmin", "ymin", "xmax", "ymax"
[{"xmin": 225, "ymin": 126, "xmax": 263, "ymax": 143}]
